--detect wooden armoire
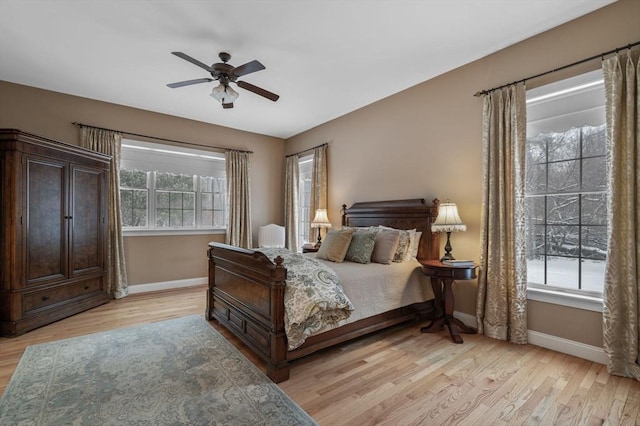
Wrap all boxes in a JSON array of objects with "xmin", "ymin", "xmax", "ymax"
[{"xmin": 0, "ymin": 129, "xmax": 111, "ymax": 336}]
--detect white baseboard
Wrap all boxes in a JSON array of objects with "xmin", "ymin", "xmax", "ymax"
[
  {"xmin": 527, "ymin": 330, "xmax": 607, "ymax": 364},
  {"xmin": 127, "ymin": 277, "xmax": 207, "ymax": 295},
  {"xmin": 454, "ymin": 311, "xmax": 606, "ymax": 365}
]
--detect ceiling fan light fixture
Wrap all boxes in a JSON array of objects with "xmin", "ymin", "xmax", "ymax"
[{"xmin": 210, "ymin": 83, "xmax": 239, "ymax": 105}]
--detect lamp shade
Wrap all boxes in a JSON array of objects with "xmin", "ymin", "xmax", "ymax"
[
  {"xmin": 311, "ymin": 209, "xmax": 332, "ymax": 229},
  {"xmin": 431, "ymin": 202, "xmax": 467, "ymax": 233}
]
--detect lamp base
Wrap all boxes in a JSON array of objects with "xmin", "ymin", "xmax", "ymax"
[
  {"xmin": 440, "ymin": 231, "xmax": 455, "ymax": 262},
  {"xmin": 315, "ymin": 229, "xmax": 322, "ymax": 249}
]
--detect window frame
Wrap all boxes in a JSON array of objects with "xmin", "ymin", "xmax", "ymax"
[
  {"xmin": 119, "ymin": 139, "xmax": 227, "ymax": 236},
  {"xmin": 524, "ymin": 69, "xmax": 607, "ymax": 309}
]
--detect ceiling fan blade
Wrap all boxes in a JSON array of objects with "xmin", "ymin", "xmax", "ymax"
[
  {"xmin": 237, "ymin": 81, "xmax": 279, "ymax": 102},
  {"xmin": 171, "ymin": 52, "xmax": 214, "ymax": 72},
  {"xmin": 222, "ymin": 102, "xmax": 234, "ymax": 109},
  {"xmin": 231, "ymin": 60, "xmax": 265, "ymax": 77},
  {"xmin": 167, "ymin": 78, "xmax": 214, "ymax": 88}
]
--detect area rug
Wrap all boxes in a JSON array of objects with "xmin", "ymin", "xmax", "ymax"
[{"xmin": 0, "ymin": 315, "xmax": 316, "ymax": 425}]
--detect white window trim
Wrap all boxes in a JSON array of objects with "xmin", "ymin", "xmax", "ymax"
[
  {"xmin": 527, "ymin": 286, "xmax": 603, "ymax": 312},
  {"xmin": 123, "ymin": 228, "xmax": 226, "ymax": 237}
]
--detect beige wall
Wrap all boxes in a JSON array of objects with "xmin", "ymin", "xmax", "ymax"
[
  {"xmin": 0, "ymin": 83, "xmax": 285, "ymax": 286},
  {"xmin": 285, "ymin": 0, "xmax": 640, "ymax": 347}
]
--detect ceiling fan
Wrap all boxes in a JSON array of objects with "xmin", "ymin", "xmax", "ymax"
[{"xmin": 167, "ymin": 51, "xmax": 280, "ymax": 109}]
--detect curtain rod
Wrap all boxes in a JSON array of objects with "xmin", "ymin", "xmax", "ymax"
[
  {"xmin": 474, "ymin": 40, "xmax": 640, "ymax": 97},
  {"xmin": 72, "ymin": 122, "xmax": 253, "ymax": 154},
  {"xmin": 286, "ymin": 142, "xmax": 328, "ymax": 158}
]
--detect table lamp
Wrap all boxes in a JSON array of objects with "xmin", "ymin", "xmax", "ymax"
[
  {"xmin": 431, "ymin": 201, "xmax": 467, "ymax": 261},
  {"xmin": 311, "ymin": 209, "xmax": 331, "ymax": 248}
]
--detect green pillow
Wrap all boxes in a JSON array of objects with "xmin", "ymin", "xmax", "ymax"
[{"xmin": 345, "ymin": 232, "xmax": 376, "ymax": 264}]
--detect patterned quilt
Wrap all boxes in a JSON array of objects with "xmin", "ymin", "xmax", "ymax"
[{"xmin": 259, "ymin": 248, "xmax": 354, "ymax": 350}]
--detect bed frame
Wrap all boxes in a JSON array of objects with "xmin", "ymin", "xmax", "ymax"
[{"xmin": 206, "ymin": 198, "xmax": 440, "ymax": 382}]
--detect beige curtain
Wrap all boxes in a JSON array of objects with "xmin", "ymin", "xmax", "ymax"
[
  {"xmin": 284, "ymin": 155, "xmax": 299, "ymax": 250},
  {"xmin": 79, "ymin": 127, "xmax": 128, "ymax": 299},
  {"xmin": 476, "ymin": 83, "xmax": 528, "ymax": 344},
  {"xmin": 309, "ymin": 144, "xmax": 328, "ymax": 237},
  {"xmin": 602, "ymin": 51, "xmax": 640, "ymax": 380},
  {"xmin": 225, "ymin": 150, "xmax": 252, "ymax": 248}
]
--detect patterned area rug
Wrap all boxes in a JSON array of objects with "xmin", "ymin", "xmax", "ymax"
[{"xmin": 0, "ymin": 315, "xmax": 316, "ymax": 425}]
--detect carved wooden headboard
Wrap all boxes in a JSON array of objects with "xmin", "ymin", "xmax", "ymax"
[{"xmin": 342, "ymin": 198, "xmax": 440, "ymax": 261}]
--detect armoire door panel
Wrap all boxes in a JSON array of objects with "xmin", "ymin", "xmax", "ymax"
[
  {"xmin": 26, "ymin": 158, "xmax": 67, "ymax": 285},
  {"xmin": 70, "ymin": 166, "xmax": 104, "ymax": 275}
]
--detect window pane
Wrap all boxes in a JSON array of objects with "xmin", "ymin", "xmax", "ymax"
[
  {"xmin": 133, "ymin": 190, "xmax": 148, "ymax": 209},
  {"xmin": 582, "ymin": 125, "xmax": 606, "ymax": 157},
  {"xmin": 548, "ymin": 129, "xmax": 579, "ymax": 162},
  {"xmin": 581, "ymin": 259, "xmax": 606, "ymax": 292},
  {"xmin": 156, "ymin": 209, "xmax": 169, "ymax": 227},
  {"xmin": 546, "ymin": 225, "xmax": 579, "ymax": 257},
  {"xmin": 202, "ymin": 210, "xmax": 213, "ymax": 227},
  {"xmin": 527, "ymin": 258, "xmax": 545, "ymax": 285},
  {"xmin": 582, "ymin": 193, "xmax": 607, "ymax": 225},
  {"xmin": 184, "ymin": 193, "xmax": 195, "ymax": 209},
  {"xmin": 525, "ymin": 196, "xmax": 545, "ymax": 225},
  {"xmin": 548, "ymin": 160, "xmax": 579, "ymax": 193},
  {"xmin": 156, "ymin": 172, "xmax": 194, "ymax": 191},
  {"xmin": 581, "ymin": 226, "xmax": 607, "ymax": 260},
  {"xmin": 183, "ymin": 210, "xmax": 195, "ymax": 227},
  {"xmin": 157, "ymin": 192, "xmax": 169, "ymax": 208},
  {"xmin": 168, "ymin": 210, "xmax": 181, "ymax": 227},
  {"xmin": 202, "ymin": 193, "xmax": 213, "ymax": 210},
  {"xmin": 546, "ymin": 256, "xmax": 579, "ymax": 289},
  {"xmin": 525, "ymin": 164, "xmax": 547, "ymax": 193},
  {"xmin": 547, "ymin": 195, "xmax": 579, "ymax": 225},
  {"xmin": 582, "ymin": 157, "xmax": 606, "ymax": 192},
  {"xmin": 170, "ymin": 192, "xmax": 183, "ymax": 208},
  {"xmin": 213, "ymin": 211, "xmax": 225, "ymax": 227},
  {"xmin": 120, "ymin": 169, "xmax": 147, "ymax": 188},
  {"xmin": 526, "ymin": 224, "xmax": 545, "ymax": 257}
]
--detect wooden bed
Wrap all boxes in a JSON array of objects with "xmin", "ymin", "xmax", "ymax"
[{"xmin": 206, "ymin": 198, "xmax": 441, "ymax": 382}]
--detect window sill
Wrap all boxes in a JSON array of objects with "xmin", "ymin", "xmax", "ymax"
[
  {"xmin": 123, "ymin": 228, "xmax": 226, "ymax": 237},
  {"xmin": 527, "ymin": 286, "xmax": 603, "ymax": 312}
]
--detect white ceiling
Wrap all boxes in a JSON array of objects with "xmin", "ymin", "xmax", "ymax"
[{"xmin": 0, "ymin": 1, "xmax": 616, "ymax": 139}]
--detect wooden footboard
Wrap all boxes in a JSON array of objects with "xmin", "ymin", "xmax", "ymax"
[{"xmin": 206, "ymin": 243, "xmax": 291, "ymax": 382}]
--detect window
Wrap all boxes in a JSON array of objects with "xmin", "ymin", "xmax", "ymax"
[
  {"xmin": 119, "ymin": 139, "xmax": 227, "ymax": 233},
  {"xmin": 298, "ymin": 154, "xmax": 313, "ymax": 248},
  {"xmin": 525, "ymin": 70, "xmax": 607, "ymax": 299}
]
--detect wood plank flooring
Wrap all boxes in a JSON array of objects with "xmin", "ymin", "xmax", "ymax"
[{"xmin": 1, "ymin": 285, "xmax": 638, "ymax": 425}]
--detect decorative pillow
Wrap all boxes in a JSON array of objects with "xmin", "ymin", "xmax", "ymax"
[
  {"xmin": 377, "ymin": 226, "xmax": 410, "ymax": 262},
  {"xmin": 344, "ymin": 232, "xmax": 376, "ymax": 264},
  {"xmin": 404, "ymin": 231, "xmax": 422, "ymax": 260},
  {"xmin": 370, "ymin": 229, "xmax": 400, "ymax": 264},
  {"xmin": 316, "ymin": 228, "xmax": 354, "ymax": 262},
  {"xmin": 393, "ymin": 230, "xmax": 411, "ymax": 262}
]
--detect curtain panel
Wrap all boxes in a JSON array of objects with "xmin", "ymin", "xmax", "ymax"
[
  {"xmin": 225, "ymin": 150, "xmax": 252, "ymax": 248},
  {"xmin": 79, "ymin": 127, "xmax": 129, "ymax": 299},
  {"xmin": 309, "ymin": 145, "xmax": 328, "ymax": 237},
  {"xmin": 284, "ymin": 155, "xmax": 299, "ymax": 251},
  {"xmin": 476, "ymin": 83, "xmax": 528, "ymax": 344},
  {"xmin": 602, "ymin": 51, "xmax": 640, "ymax": 380}
]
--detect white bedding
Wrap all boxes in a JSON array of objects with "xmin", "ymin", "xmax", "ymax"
[{"xmin": 306, "ymin": 254, "xmax": 434, "ymax": 333}]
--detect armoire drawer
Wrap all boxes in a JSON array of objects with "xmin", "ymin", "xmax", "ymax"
[{"xmin": 23, "ymin": 278, "xmax": 103, "ymax": 314}]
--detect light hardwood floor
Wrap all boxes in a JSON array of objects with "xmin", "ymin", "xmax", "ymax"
[{"xmin": 1, "ymin": 286, "xmax": 638, "ymax": 425}]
